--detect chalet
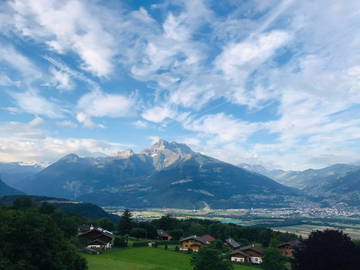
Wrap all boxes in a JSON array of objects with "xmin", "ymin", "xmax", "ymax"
[
  {"xmin": 225, "ymin": 238, "xmax": 241, "ymax": 250},
  {"xmin": 278, "ymin": 240, "xmax": 301, "ymax": 257},
  {"xmin": 157, "ymin": 229, "xmax": 172, "ymax": 241},
  {"xmin": 229, "ymin": 249, "xmax": 250, "ymax": 263},
  {"xmin": 78, "ymin": 225, "xmax": 113, "ymax": 253},
  {"xmin": 179, "ymin": 235, "xmax": 206, "ymax": 252},
  {"xmin": 230, "ymin": 246, "xmax": 263, "ymax": 264},
  {"xmin": 239, "ymin": 246, "xmax": 263, "ymax": 264},
  {"xmin": 179, "ymin": 234, "xmax": 215, "ymax": 252}
]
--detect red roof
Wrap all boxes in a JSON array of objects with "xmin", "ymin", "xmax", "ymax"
[{"xmin": 201, "ymin": 234, "xmax": 215, "ymax": 243}]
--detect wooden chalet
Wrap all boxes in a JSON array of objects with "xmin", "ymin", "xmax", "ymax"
[
  {"xmin": 230, "ymin": 245, "xmax": 263, "ymax": 264},
  {"xmin": 179, "ymin": 234, "xmax": 215, "ymax": 252},
  {"xmin": 157, "ymin": 229, "xmax": 172, "ymax": 241},
  {"xmin": 229, "ymin": 249, "xmax": 250, "ymax": 263},
  {"xmin": 78, "ymin": 225, "xmax": 113, "ymax": 253},
  {"xmin": 278, "ymin": 240, "xmax": 301, "ymax": 257},
  {"xmin": 225, "ymin": 238, "xmax": 241, "ymax": 249}
]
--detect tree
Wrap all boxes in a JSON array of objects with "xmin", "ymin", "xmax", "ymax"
[
  {"xmin": 130, "ymin": 227, "xmax": 147, "ymax": 238},
  {"xmin": 13, "ymin": 196, "xmax": 34, "ymax": 209},
  {"xmin": 39, "ymin": 202, "xmax": 55, "ymax": 215},
  {"xmin": 190, "ymin": 247, "xmax": 233, "ymax": 270},
  {"xmin": 293, "ymin": 230, "xmax": 360, "ymax": 270},
  {"xmin": 118, "ymin": 209, "xmax": 133, "ymax": 235},
  {"xmin": 96, "ymin": 218, "xmax": 114, "ymax": 231},
  {"xmin": 113, "ymin": 236, "xmax": 128, "ymax": 247},
  {"xmin": 0, "ymin": 208, "xmax": 87, "ymax": 270},
  {"xmin": 262, "ymin": 247, "xmax": 287, "ymax": 270},
  {"xmin": 169, "ymin": 229, "xmax": 184, "ymax": 240}
]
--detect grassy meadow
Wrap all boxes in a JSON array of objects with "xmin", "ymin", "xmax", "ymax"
[{"xmin": 84, "ymin": 247, "xmax": 261, "ymax": 270}]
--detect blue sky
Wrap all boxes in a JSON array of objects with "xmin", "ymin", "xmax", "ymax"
[{"xmin": 0, "ymin": 0, "xmax": 359, "ymax": 170}]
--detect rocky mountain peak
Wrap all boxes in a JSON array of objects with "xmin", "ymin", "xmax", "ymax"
[
  {"xmin": 142, "ymin": 139, "xmax": 194, "ymax": 169},
  {"xmin": 111, "ymin": 149, "xmax": 134, "ymax": 159},
  {"xmin": 60, "ymin": 153, "xmax": 81, "ymax": 163}
]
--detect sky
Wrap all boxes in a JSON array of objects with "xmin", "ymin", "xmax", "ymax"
[{"xmin": 0, "ymin": 0, "xmax": 359, "ymax": 170}]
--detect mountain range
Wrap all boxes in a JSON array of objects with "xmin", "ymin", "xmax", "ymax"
[
  {"xmin": 239, "ymin": 163, "xmax": 360, "ymax": 207},
  {"xmin": 1, "ymin": 139, "xmax": 359, "ymax": 209},
  {"xmin": 8, "ymin": 139, "xmax": 305, "ymax": 209}
]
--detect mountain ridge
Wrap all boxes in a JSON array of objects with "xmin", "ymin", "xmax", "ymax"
[{"xmin": 16, "ymin": 139, "xmax": 306, "ymax": 209}]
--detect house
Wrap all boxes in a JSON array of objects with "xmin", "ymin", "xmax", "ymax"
[
  {"xmin": 229, "ymin": 249, "xmax": 250, "ymax": 263},
  {"xmin": 157, "ymin": 229, "xmax": 172, "ymax": 241},
  {"xmin": 225, "ymin": 238, "xmax": 241, "ymax": 250},
  {"xmin": 179, "ymin": 235, "xmax": 206, "ymax": 252},
  {"xmin": 239, "ymin": 246, "xmax": 263, "ymax": 264},
  {"xmin": 78, "ymin": 225, "xmax": 113, "ymax": 253},
  {"xmin": 179, "ymin": 234, "xmax": 215, "ymax": 252},
  {"xmin": 279, "ymin": 240, "xmax": 301, "ymax": 257},
  {"xmin": 230, "ymin": 246, "xmax": 263, "ymax": 264}
]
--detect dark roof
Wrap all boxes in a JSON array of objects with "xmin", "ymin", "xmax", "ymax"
[
  {"xmin": 180, "ymin": 235, "xmax": 206, "ymax": 244},
  {"xmin": 278, "ymin": 240, "xmax": 302, "ymax": 248},
  {"xmin": 230, "ymin": 249, "xmax": 250, "ymax": 257},
  {"xmin": 200, "ymin": 234, "xmax": 215, "ymax": 243},
  {"xmin": 225, "ymin": 238, "xmax": 241, "ymax": 249},
  {"xmin": 78, "ymin": 227, "xmax": 113, "ymax": 240},
  {"xmin": 239, "ymin": 245, "xmax": 263, "ymax": 255},
  {"xmin": 157, "ymin": 229, "xmax": 170, "ymax": 237}
]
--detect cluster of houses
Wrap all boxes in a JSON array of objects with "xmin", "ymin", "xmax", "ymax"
[
  {"xmin": 78, "ymin": 225, "xmax": 301, "ymax": 265},
  {"xmin": 178, "ymin": 234, "xmax": 263, "ymax": 264},
  {"xmin": 177, "ymin": 231, "xmax": 301, "ymax": 265}
]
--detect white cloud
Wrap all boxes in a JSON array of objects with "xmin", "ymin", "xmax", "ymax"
[
  {"xmin": 76, "ymin": 112, "xmax": 104, "ymax": 129},
  {"xmin": 11, "ymin": 90, "xmax": 63, "ymax": 118},
  {"xmin": 0, "ymin": 43, "xmax": 41, "ymax": 80},
  {"xmin": 77, "ymin": 90, "xmax": 134, "ymax": 118},
  {"xmin": 141, "ymin": 106, "xmax": 175, "ymax": 123},
  {"xmin": 0, "ymin": 137, "xmax": 128, "ymax": 164},
  {"xmin": 10, "ymin": 0, "xmax": 118, "ymax": 76},
  {"xmin": 184, "ymin": 113, "xmax": 261, "ymax": 142},
  {"xmin": 50, "ymin": 67, "xmax": 73, "ymax": 90},
  {"xmin": 133, "ymin": 120, "xmax": 149, "ymax": 128},
  {"xmin": 0, "ymin": 118, "xmax": 45, "ymax": 140},
  {"xmin": 57, "ymin": 120, "xmax": 78, "ymax": 128}
]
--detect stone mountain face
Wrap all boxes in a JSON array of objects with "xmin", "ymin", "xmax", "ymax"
[
  {"xmin": 0, "ymin": 162, "xmax": 42, "ymax": 189},
  {"xmin": 17, "ymin": 139, "xmax": 307, "ymax": 209},
  {"xmin": 0, "ymin": 178, "xmax": 23, "ymax": 196},
  {"xmin": 141, "ymin": 139, "xmax": 193, "ymax": 170}
]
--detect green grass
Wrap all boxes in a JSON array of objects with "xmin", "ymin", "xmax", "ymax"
[{"xmin": 83, "ymin": 247, "xmax": 261, "ymax": 270}]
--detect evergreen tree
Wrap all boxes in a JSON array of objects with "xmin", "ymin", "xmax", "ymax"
[
  {"xmin": 293, "ymin": 230, "xmax": 360, "ymax": 270},
  {"xmin": 118, "ymin": 209, "xmax": 133, "ymax": 235},
  {"xmin": 190, "ymin": 247, "xmax": 233, "ymax": 270},
  {"xmin": 262, "ymin": 247, "xmax": 287, "ymax": 270}
]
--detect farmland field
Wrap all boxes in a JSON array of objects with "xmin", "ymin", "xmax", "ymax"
[{"xmin": 84, "ymin": 247, "xmax": 261, "ymax": 270}]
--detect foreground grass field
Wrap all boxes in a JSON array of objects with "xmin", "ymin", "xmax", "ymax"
[{"xmin": 84, "ymin": 247, "xmax": 261, "ymax": 270}]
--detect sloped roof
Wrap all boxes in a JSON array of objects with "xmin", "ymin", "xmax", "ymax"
[
  {"xmin": 225, "ymin": 238, "xmax": 241, "ymax": 249},
  {"xmin": 278, "ymin": 240, "xmax": 302, "ymax": 248},
  {"xmin": 180, "ymin": 235, "xmax": 206, "ymax": 244},
  {"xmin": 230, "ymin": 249, "xmax": 250, "ymax": 257},
  {"xmin": 157, "ymin": 229, "xmax": 170, "ymax": 237},
  {"xmin": 200, "ymin": 234, "xmax": 215, "ymax": 243},
  {"xmin": 239, "ymin": 245, "xmax": 263, "ymax": 255}
]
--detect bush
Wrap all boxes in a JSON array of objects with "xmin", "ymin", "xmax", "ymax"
[
  {"xmin": 114, "ymin": 236, "xmax": 128, "ymax": 247},
  {"xmin": 132, "ymin": 241, "xmax": 149, "ymax": 247}
]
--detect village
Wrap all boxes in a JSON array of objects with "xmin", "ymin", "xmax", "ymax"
[{"xmin": 78, "ymin": 219, "xmax": 301, "ymax": 268}]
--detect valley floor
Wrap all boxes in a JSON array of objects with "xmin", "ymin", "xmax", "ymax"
[{"xmin": 83, "ymin": 247, "xmax": 261, "ymax": 270}]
